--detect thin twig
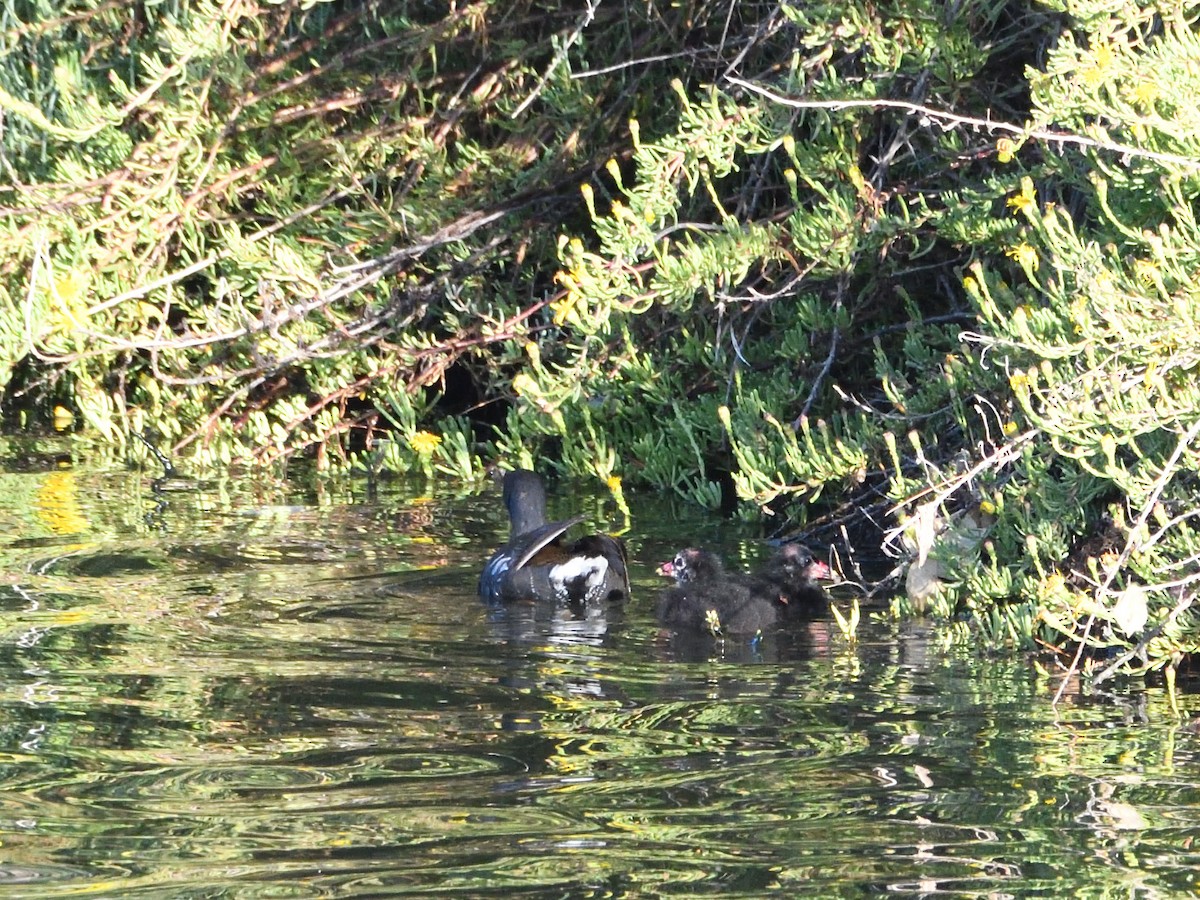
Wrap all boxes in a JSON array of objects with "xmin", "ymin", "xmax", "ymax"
[
  {"xmin": 572, "ymin": 52, "xmax": 692, "ymax": 78},
  {"xmin": 85, "ymin": 254, "xmax": 219, "ymax": 319},
  {"xmin": 512, "ymin": 0, "xmax": 600, "ymax": 117},
  {"xmin": 885, "ymin": 429, "xmax": 1038, "ymax": 522},
  {"xmin": 795, "ymin": 275, "xmax": 846, "ymax": 427},
  {"xmin": 726, "ymin": 75, "xmax": 1200, "ymax": 171}
]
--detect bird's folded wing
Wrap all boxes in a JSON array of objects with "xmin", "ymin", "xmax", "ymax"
[{"xmin": 512, "ymin": 515, "xmax": 586, "ymax": 569}]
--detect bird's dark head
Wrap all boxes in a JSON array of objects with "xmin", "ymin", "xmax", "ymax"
[
  {"xmin": 658, "ymin": 548, "xmax": 723, "ymax": 584},
  {"xmin": 773, "ymin": 542, "xmax": 832, "ymax": 582}
]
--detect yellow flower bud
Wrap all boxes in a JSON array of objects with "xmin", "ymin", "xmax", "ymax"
[
  {"xmin": 580, "ymin": 183, "xmax": 596, "ymax": 218},
  {"xmin": 1100, "ymin": 433, "xmax": 1117, "ymax": 466}
]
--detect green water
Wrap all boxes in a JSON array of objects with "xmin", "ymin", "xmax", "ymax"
[{"xmin": 0, "ymin": 447, "xmax": 1197, "ymax": 898}]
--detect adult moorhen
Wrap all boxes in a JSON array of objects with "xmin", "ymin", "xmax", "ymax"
[
  {"xmin": 479, "ymin": 469, "xmax": 630, "ymax": 606},
  {"xmin": 656, "ymin": 548, "xmax": 781, "ymax": 635}
]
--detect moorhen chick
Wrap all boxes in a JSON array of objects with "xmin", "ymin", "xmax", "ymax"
[
  {"xmin": 479, "ymin": 469, "xmax": 630, "ymax": 606},
  {"xmin": 743, "ymin": 542, "xmax": 832, "ymax": 618},
  {"xmin": 656, "ymin": 548, "xmax": 781, "ymax": 635}
]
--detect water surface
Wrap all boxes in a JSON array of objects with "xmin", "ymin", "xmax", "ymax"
[{"xmin": 0, "ymin": 448, "xmax": 1197, "ymax": 897}]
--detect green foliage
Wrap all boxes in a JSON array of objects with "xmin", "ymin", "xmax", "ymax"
[
  {"xmin": 1, "ymin": 0, "xmax": 628, "ymax": 471},
  {"xmin": 879, "ymin": 2, "xmax": 1200, "ymax": 678}
]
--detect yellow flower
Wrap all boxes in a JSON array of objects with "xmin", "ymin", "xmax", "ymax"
[
  {"xmin": 1130, "ymin": 80, "xmax": 1159, "ymax": 107},
  {"xmin": 1005, "ymin": 243, "xmax": 1039, "ymax": 271},
  {"xmin": 47, "ymin": 270, "xmax": 90, "ymax": 334},
  {"xmin": 996, "ymin": 138, "xmax": 1015, "ymax": 164},
  {"xmin": 1090, "ymin": 35, "xmax": 1116, "ymax": 71},
  {"xmin": 550, "ymin": 291, "xmax": 581, "ymax": 326},
  {"xmin": 1002, "ymin": 421, "xmax": 1018, "ymax": 436},
  {"xmin": 1132, "ymin": 258, "xmax": 1159, "ymax": 285},
  {"xmin": 54, "ymin": 270, "xmax": 89, "ymax": 304},
  {"xmin": 1039, "ymin": 571, "xmax": 1066, "ymax": 599},
  {"xmin": 512, "ymin": 373, "xmax": 538, "ymax": 397},
  {"xmin": 552, "ymin": 264, "xmax": 589, "ymax": 325},
  {"xmin": 1006, "ymin": 193, "xmax": 1033, "ymax": 215},
  {"xmin": 408, "ymin": 431, "xmax": 442, "ymax": 455},
  {"xmin": 1006, "ymin": 177, "xmax": 1036, "ymax": 215}
]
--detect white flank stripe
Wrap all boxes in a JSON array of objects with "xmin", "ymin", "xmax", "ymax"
[{"xmin": 550, "ymin": 556, "xmax": 608, "ymax": 589}]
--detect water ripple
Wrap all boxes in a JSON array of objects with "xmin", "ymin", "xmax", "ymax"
[{"xmin": 0, "ymin": 470, "xmax": 1193, "ymax": 897}]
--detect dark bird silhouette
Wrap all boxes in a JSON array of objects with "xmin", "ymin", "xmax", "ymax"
[
  {"xmin": 656, "ymin": 548, "xmax": 780, "ymax": 635},
  {"xmin": 742, "ymin": 542, "xmax": 832, "ymax": 619},
  {"xmin": 479, "ymin": 469, "xmax": 629, "ymax": 606}
]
